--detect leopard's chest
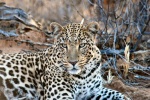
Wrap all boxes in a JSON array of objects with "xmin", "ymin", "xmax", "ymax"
[
  {"xmin": 75, "ymin": 74, "xmax": 103, "ymax": 100},
  {"xmin": 84, "ymin": 74, "xmax": 102, "ymax": 91},
  {"xmin": 74, "ymin": 64, "xmax": 102, "ymax": 99}
]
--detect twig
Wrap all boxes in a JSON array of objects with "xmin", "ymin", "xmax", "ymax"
[
  {"xmin": 134, "ymin": 75, "xmax": 150, "ymax": 80},
  {"xmin": 143, "ymin": 32, "xmax": 150, "ymax": 35},
  {"xmin": 0, "ymin": 30, "xmax": 18, "ymax": 37},
  {"xmin": 101, "ymin": 49, "xmax": 150, "ymax": 55},
  {"xmin": 133, "ymin": 50, "xmax": 150, "ymax": 54},
  {"xmin": 101, "ymin": 49, "xmax": 125, "ymax": 55},
  {"xmin": 87, "ymin": 0, "xmax": 95, "ymax": 5},
  {"xmin": 129, "ymin": 66, "xmax": 150, "ymax": 72}
]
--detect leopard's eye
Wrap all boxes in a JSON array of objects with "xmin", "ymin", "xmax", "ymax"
[
  {"xmin": 61, "ymin": 44, "xmax": 67, "ymax": 48},
  {"xmin": 79, "ymin": 43, "xmax": 86, "ymax": 48}
]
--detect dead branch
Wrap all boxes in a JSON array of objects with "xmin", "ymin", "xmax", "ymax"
[
  {"xmin": 143, "ymin": 32, "xmax": 150, "ymax": 35},
  {"xmin": 133, "ymin": 50, "xmax": 150, "ymax": 54},
  {"xmin": 134, "ymin": 75, "xmax": 150, "ymax": 80},
  {"xmin": 129, "ymin": 66, "xmax": 150, "ymax": 72},
  {"xmin": 101, "ymin": 49, "xmax": 124, "ymax": 55},
  {"xmin": 15, "ymin": 39, "xmax": 53, "ymax": 46},
  {"xmin": 0, "ymin": 30, "xmax": 18, "ymax": 37},
  {"xmin": 0, "ymin": 3, "xmax": 41, "ymax": 30},
  {"xmin": 101, "ymin": 48, "xmax": 150, "ymax": 55}
]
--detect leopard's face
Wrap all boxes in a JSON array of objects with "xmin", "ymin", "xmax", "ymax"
[{"xmin": 49, "ymin": 22, "xmax": 101, "ymax": 74}]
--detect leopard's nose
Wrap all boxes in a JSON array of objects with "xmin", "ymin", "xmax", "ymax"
[{"xmin": 69, "ymin": 61, "xmax": 78, "ymax": 66}]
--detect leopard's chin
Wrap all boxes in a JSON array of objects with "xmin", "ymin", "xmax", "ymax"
[
  {"xmin": 67, "ymin": 64, "xmax": 81, "ymax": 75},
  {"xmin": 68, "ymin": 68, "xmax": 81, "ymax": 75}
]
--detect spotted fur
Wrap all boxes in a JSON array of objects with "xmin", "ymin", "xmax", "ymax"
[{"xmin": 0, "ymin": 22, "xmax": 127, "ymax": 100}]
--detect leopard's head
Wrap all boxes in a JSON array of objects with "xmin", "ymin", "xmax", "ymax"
[{"xmin": 49, "ymin": 22, "xmax": 101, "ymax": 74}]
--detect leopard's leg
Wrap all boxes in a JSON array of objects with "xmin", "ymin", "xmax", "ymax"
[
  {"xmin": 41, "ymin": 88, "xmax": 75, "ymax": 100},
  {"xmin": 40, "ymin": 74, "xmax": 75, "ymax": 100},
  {"xmin": 84, "ymin": 87, "xmax": 129, "ymax": 100},
  {"xmin": 0, "ymin": 61, "xmax": 40, "ymax": 99}
]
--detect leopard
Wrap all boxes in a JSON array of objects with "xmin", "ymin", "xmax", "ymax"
[{"xmin": 0, "ymin": 22, "xmax": 128, "ymax": 100}]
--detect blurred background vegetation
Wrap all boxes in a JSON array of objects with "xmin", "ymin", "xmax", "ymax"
[
  {"xmin": 0, "ymin": 0, "xmax": 150, "ymax": 99},
  {"xmin": 1, "ymin": 0, "xmax": 95, "ymax": 25}
]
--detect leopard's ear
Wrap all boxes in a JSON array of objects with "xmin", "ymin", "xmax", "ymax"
[
  {"xmin": 86, "ymin": 22, "xmax": 99, "ymax": 44},
  {"xmin": 45, "ymin": 22, "xmax": 63, "ymax": 43},
  {"xmin": 45, "ymin": 22, "xmax": 63, "ymax": 38},
  {"xmin": 86, "ymin": 22, "xmax": 99, "ymax": 34},
  {"xmin": 50, "ymin": 22, "xmax": 63, "ymax": 36}
]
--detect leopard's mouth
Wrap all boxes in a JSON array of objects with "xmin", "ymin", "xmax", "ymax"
[
  {"xmin": 60, "ymin": 57, "xmax": 88, "ymax": 74},
  {"xmin": 61, "ymin": 62, "xmax": 82, "ymax": 74},
  {"xmin": 68, "ymin": 66, "xmax": 81, "ymax": 75}
]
